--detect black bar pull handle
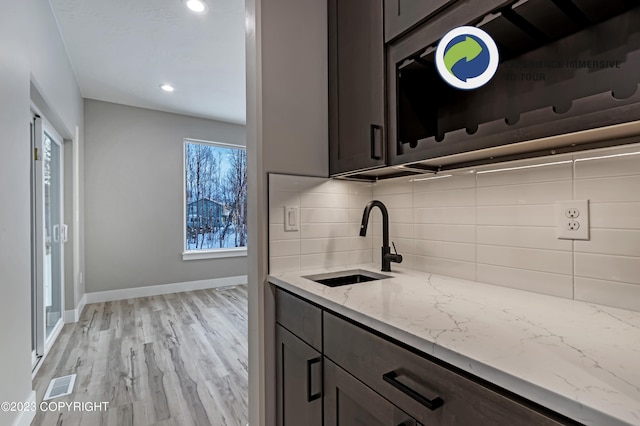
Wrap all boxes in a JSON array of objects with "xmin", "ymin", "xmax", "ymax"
[
  {"xmin": 383, "ymin": 370, "xmax": 444, "ymax": 411},
  {"xmin": 307, "ymin": 357, "xmax": 322, "ymax": 402},
  {"xmin": 370, "ymin": 124, "xmax": 383, "ymax": 160}
]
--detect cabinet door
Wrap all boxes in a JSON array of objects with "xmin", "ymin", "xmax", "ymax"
[
  {"xmin": 384, "ymin": 0, "xmax": 453, "ymax": 42},
  {"xmin": 276, "ymin": 325, "xmax": 322, "ymax": 426},
  {"xmin": 328, "ymin": 0, "xmax": 386, "ymax": 176},
  {"xmin": 325, "ymin": 358, "xmax": 418, "ymax": 426}
]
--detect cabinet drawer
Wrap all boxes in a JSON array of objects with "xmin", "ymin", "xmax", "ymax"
[
  {"xmin": 324, "ymin": 312, "xmax": 577, "ymax": 426},
  {"xmin": 275, "ymin": 289, "xmax": 322, "ymax": 351}
]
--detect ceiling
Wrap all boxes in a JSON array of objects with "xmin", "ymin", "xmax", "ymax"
[{"xmin": 50, "ymin": 0, "xmax": 246, "ymax": 124}]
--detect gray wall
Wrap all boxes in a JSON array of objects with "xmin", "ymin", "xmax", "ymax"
[
  {"xmin": 245, "ymin": 0, "xmax": 329, "ymax": 423},
  {"xmin": 84, "ymin": 99, "xmax": 247, "ymax": 293},
  {"xmin": 0, "ymin": 0, "xmax": 83, "ymax": 423}
]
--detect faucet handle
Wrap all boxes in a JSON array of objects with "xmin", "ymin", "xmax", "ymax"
[{"xmin": 388, "ymin": 242, "xmax": 403, "ymax": 264}]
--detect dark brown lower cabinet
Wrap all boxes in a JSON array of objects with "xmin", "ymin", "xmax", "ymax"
[
  {"xmin": 276, "ymin": 324, "xmax": 322, "ymax": 426},
  {"xmin": 272, "ymin": 286, "xmax": 581, "ymax": 426},
  {"xmin": 324, "ymin": 312, "xmax": 579, "ymax": 426},
  {"xmin": 324, "ymin": 358, "xmax": 418, "ymax": 426}
]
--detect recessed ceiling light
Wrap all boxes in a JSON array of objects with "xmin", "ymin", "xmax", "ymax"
[
  {"xmin": 185, "ymin": 0, "xmax": 208, "ymax": 13},
  {"xmin": 160, "ymin": 84, "xmax": 175, "ymax": 92}
]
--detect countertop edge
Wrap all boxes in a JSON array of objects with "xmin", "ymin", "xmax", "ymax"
[{"xmin": 268, "ymin": 274, "xmax": 628, "ymax": 426}]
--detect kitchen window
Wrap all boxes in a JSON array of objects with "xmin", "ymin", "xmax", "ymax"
[{"xmin": 182, "ymin": 139, "xmax": 247, "ymax": 260}]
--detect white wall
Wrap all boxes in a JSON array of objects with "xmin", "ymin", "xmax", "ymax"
[
  {"xmin": 245, "ymin": 0, "xmax": 329, "ymax": 422},
  {"xmin": 0, "ymin": 0, "xmax": 83, "ymax": 424},
  {"xmin": 83, "ymin": 99, "xmax": 247, "ymax": 294}
]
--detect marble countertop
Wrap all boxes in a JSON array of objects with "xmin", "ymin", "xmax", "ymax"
[{"xmin": 268, "ymin": 264, "xmax": 640, "ymax": 426}]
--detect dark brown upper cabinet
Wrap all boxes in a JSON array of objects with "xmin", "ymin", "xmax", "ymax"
[
  {"xmin": 388, "ymin": 0, "xmax": 640, "ymax": 168},
  {"xmin": 328, "ymin": 0, "xmax": 386, "ymax": 176},
  {"xmin": 384, "ymin": 0, "xmax": 455, "ymax": 42}
]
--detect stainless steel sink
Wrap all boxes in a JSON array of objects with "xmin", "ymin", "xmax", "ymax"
[{"xmin": 303, "ymin": 269, "xmax": 391, "ymax": 287}]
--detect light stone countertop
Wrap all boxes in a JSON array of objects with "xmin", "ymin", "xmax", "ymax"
[{"xmin": 268, "ymin": 264, "xmax": 640, "ymax": 426}]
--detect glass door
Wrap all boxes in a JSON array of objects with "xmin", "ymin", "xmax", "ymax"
[{"xmin": 31, "ymin": 114, "xmax": 65, "ymax": 369}]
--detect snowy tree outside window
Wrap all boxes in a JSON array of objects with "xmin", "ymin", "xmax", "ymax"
[{"xmin": 184, "ymin": 140, "xmax": 247, "ymax": 251}]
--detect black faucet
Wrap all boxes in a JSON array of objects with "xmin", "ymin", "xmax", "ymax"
[{"xmin": 359, "ymin": 200, "xmax": 403, "ymax": 272}]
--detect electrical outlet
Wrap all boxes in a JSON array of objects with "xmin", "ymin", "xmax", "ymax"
[
  {"xmin": 565, "ymin": 208, "xmax": 579, "ymax": 218},
  {"xmin": 555, "ymin": 200, "xmax": 589, "ymax": 240}
]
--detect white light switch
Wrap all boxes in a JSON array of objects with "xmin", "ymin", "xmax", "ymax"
[{"xmin": 284, "ymin": 206, "xmax": 299, "ymax": 232}]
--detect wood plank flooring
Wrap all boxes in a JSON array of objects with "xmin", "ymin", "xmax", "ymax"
[{"xmin": 32, "ymin": 285, "xmax": 248, "ymax": 426}]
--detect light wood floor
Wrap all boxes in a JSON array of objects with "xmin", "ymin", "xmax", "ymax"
[{"xmin": 32, "ymin": 285, "xmax": 248, "ymax": 426}]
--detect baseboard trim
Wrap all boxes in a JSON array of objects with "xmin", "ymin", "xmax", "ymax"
[
  {"xmin": 85, "ymin": 275, "xmax": 248, "ymax": 304},
  {"xmin": 63, "ymin": 293, "xmax": 87, "ymax": 323},
  {"xmin": 12, "ymin": 390, "xmax": 36, "ymax": 426}
]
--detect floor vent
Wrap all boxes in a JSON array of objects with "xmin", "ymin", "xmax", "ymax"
[{"xmin": 43, "ymin": 374, "xmax": 76, "ymax": 401}]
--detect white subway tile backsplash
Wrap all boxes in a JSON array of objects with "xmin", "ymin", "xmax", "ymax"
[
  {"xmin": 300, "ymin": 223, "xmax": 350, "ymax": 239},
  {"xmin": 414, "ymin": 188, "xmax": 476, "ymax": 208},
  {"xmin": 270, "ymin": 240, "xmax": 300, "ymax": 257},
  {"xmin": 301, "ymin": 237, "xmax": 351, "ymax": 255},
  {"xmin": 300, "ymin": 208, "xmax": 349, "ymax": 223},
  {"xmin": 415, "ymin": 207, "xmax": 475, "ymax": 225},
  {"xmin": 349, "ymin": 236, "xmax": 373, "ymax": 251},
  {"xmin": 269, "ymin": 174, "xmax": 319, "ymax": 192},
  {"xmin": 476, "ymin": 226, "xmax": 571, "ymax": 251},
  {"xmin": 381, "ymin": 237, "xmax": 414, "ymax": 257},
  {"xmin": 349, "ymin": 193, "xmax": 375, "ymax": 209},
  {"xmin": 398, "ymin": 254, "xmax": 417, "ymax": 271},
  {"xmin": 574, "ymin": 148, "xmax": 640, "ymax": 179},
  {"xmin": 574, "ymin": 175, "xmax": 640, "ymax": 202},
  {"xmin": 348, "ymin": 208, "xmax": 364, "ymax": 224},
  {"xmin": 414, "ymin": 240, "xmax": 475, "ymax": 262},
  {"xmin": 476, "ymin": 159, "xmax": 573, "ymax": 187},
  {"xmin": 349, "ymin": 181, "xmax": 374, "ymax": 195},
  {"xmin": 412, "ymin": 172, "xmax": 475, "ymax": 191},
  {"xmin": 476, "ymin": 205, "xmax": 553, "ymax": 226},
  {"xmin": 574, "ymin": 229, "xmax": 640, "ymax": 257},
  {"xmin": 372, "ymin": 178, "xmax": 413, "ymax": 195},
  {"xmin": 270, "ymin": 141, "xmax": 640, "ymax": 311},
  {"xmin": 414, "ymin": 224, "xmax": 475, "ymax": 243},
  {"xmin": 270, "ymin": 208, "xmax": 285, "ymax": 224},
  {"xmin": 301, "ymin": 191, "xmax": 350, "ymax": 208},
  {"xmin": 348, "ymin": 223, "xmax": 366, "ymax": 238},
  {"xmin": 476, "ymin": 264, "xmax": 573, "ymax": 298},
  {"xmin": 270, "ymin": 256, "xmax": 301, "ymax": 274},
  {"xmin": 269, "ymin": 223, "xmax": 300, "ymax": 241},
  {"xmin": 270, "ymin": 190, "xmax": 300, "ymax": 210},
  {"xmin": 269, "ymin": 175, "xmax": 375, "ymax": 273},
  {"xmin": 301, "ymin": 252, "xmax": 349, "ymax": 270},
  {"xmin": 574, "ymin": 278, "xmax": 640, "ymax": 312},
  {"xmin": 372, "ymin": 193, "xmax": 413, "ymax": 209},
  {"xmin": 575, "ymin": 253, "xmax": 640, "ymax": 285},
  {"xmin": 386, "ymin": 208, "xmax": 414, "ymax": 224},
  {"xmin": 590, "ymin": 203, "xmax": 640, "ymax": 229},
  {"xmin": 477, "ymin": 180, "xmax": 572, "ymax": 206},
  {"xmin": 388, "ymin": 223, "xmax": 415, "ymax": 240},
  {"xmin": 477, "ymin": 245, "xmax": 572, "ymax": 275},
  {"xmin": 413, "ymin": 256, "xmax": 476, "ymax": 281},
  {"xmin": 312, "ymin": 179, "xmax": 353, "ymax": 194},
  {"xmin": 349, "ymin": 249, "xmax": 375, "ymax": 266}
]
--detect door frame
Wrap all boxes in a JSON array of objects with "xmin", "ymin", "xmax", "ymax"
[{"xmin": 31, "ymin": 106, "xmax": 66, "ymax": 372}]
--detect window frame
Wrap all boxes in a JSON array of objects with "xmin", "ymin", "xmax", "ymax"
[{"xmin": 182, "ymin": 138, "xmax": 247, "ymax": 261}]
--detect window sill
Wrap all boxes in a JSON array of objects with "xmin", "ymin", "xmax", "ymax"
[{"xmin": 182, "ymin": 248, "xmax": 247, "ymax": 261}]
